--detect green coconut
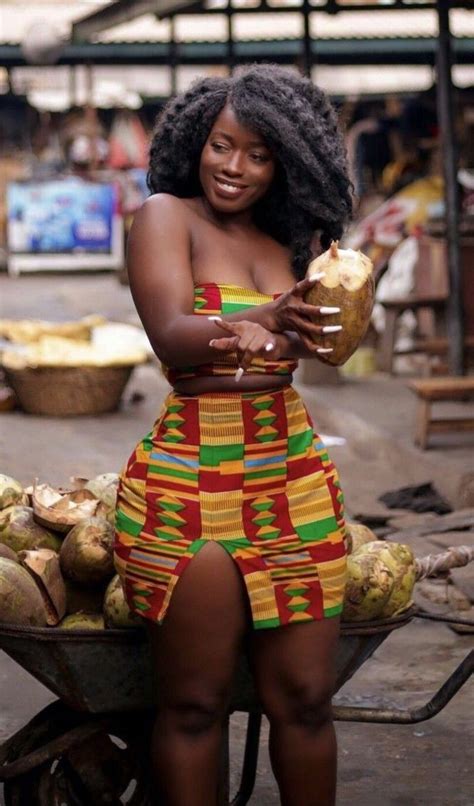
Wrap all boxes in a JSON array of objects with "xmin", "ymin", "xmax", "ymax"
[
  {"xmin": 0, "ymin": 544, "xmax": 18, "ymax": 563},
  {"xmin": 0, "ymin": 474, "xmax": 29, "ymax": 510},
  {"xmin": 60, "ymin": 517, "xmax": 115, "ymax": 586},
  {"xmin": 84, "ymin": 474, "xmax": 119, "ymax": 503},
  {"xmin": 0, "ymin": 506, "xmax": 61, "ymax": 553},
  {"xmin": 347, "ymin": 522, "xmax": 379, "ymax": 554},
  {"xmin": 60, "ymin": 612, "xmax": 105, "ymax": 630},
  {"xmin": 343, "ymin": 552, "xmax": 394, "ymax": 622},
  {"xmin": 0, "ymin": 557, "xmax": 48, "ymax": 626},
  {"xmin": 85, "ymin": 475, "xmax": 118, "ymax": 524},
  {"xmin": 103, "ymin": 575, "xmax": 141, "ymax": 629},
  {"xmin": 357, "ymin": 541, "xmax": 416, "ymax": 618}
]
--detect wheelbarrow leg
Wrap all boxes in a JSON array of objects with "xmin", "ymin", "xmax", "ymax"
[
  {"xmin": 217, "ymin": 711, "xmax": 262, "ymax": 806},
  {"xmin": 217, "ymin": 718, "xmax": 230, "ymax": 805},
  {"xmin": 230, "ymin": 711, "xmax": 262, "ymax": 806}
]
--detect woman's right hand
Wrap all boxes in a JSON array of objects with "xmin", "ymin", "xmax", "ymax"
[{"xmin": 270, "ymin": 273, "xmax": 342, "ymax": 345}]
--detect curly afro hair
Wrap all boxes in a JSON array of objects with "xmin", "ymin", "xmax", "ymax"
[{"xmin": 148, "ymin": 63, "xmax": 353, "ymax": 278}]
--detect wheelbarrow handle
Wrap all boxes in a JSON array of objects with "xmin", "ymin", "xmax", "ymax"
[
  {"xmin": 333, "ymin": 649, "xmax": 473, "ymax": 725},
  {"xmin": 0, "ymin": 716, "xmax": 117, "ymax": 781}
]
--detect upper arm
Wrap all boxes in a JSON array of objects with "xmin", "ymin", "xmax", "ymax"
[{"xmin": 126, "ymin": 194, "xmax": 194, "ymax": 361}]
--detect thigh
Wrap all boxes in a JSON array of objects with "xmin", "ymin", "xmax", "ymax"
[
  {"xmin": 148, "ymin": 543, "xmax": 249, "ymax": 701},
  {"xmin": 249, "ymin": 618, "xmax": 341, "ymax": 718}
]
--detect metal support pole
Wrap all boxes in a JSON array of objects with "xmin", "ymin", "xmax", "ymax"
[
  {"xmin": 226, "ymin": 1, "xmax": 235, "ymax": 74},
  {"xmin": 436, "ymin": 0, "xmax": 464, "ymax": 375},
  {"xmin": 301, "ymin": 0, "xmax": 312, "ymax": 78},
  {"xmin": 169, "ymin": 16, "xmax": 177, "ymax": 97},
  {"xmin": 69, "ymin": 65, "xmax": 77, "ymax": 108}
]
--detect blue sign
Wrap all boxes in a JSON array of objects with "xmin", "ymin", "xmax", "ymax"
[{"xmin": 7, "ymin": 178, "xmax": 117, "ymax": 254}]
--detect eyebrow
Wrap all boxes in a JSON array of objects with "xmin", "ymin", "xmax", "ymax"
[{"xmin": 212, "ymin": 130, "xmax": 269, "ymax": 148}]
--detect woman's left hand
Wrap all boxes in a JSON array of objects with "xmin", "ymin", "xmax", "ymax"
[{"xmin": 209, "ymin": 318, "xmax": 282, "ymax": 371}]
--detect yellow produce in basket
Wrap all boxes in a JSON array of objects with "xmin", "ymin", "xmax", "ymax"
[{"xmin": 1, "ymin": 335, "xmax": 147, "ymax": 369}]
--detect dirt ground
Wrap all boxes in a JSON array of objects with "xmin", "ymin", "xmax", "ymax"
[{"xmin": 0, "ymin": 272, "xmax": 473, "ymax": 805}]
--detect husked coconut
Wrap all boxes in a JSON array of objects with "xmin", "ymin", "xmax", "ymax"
[
  {"xmin": 343, "ymin": 552, "xmax": 394, "ymax": 622},
  {"xmin": 358, "ymin": 541, "xmax": 416, "ymax": 618},
  {"xmin": 18, "ymin": 548, "xmax": 66, "ymax": 625},
  {"xmin": 0, "ymin": 474, "xmax": 29, "ymax": 510},
  {"xmin": 103, "ymin": 575, "xmax": 141, "ymax": 628},
  {"xmin": 0, "ymin": 557, "xmax": 48, "ymax": 626},
  {"xmin": 0, "ymin": 506, "xmax": 61, "ymax": 553},
  {"xmin": 60, "ymin": 517, "xmax": 115, "ymax": 585},
  {"xmin": 347, "ymin": 522, "xmax": 379, "ymax": 554},
  {"xmin": 304, "ymin": 242, "xmax": 374, "ymax": 366},
  {"xmin": 32, "ymin": 483, "xmax": 99, "ymax": 533},
  {"xmin": 60, "ymin": 613, "xmax": 105, "ymax": 630}
]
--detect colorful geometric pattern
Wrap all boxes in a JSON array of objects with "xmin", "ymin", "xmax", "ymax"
[
  {"xmin": 114, "ymin": 386, "xmax": 347, "ymax": 630},
  {"xmin": 162, "ymin": 283, "xmax": 299, "ymax": 385}
]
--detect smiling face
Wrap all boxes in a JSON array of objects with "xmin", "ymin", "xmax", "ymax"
[{"xmin": 199, "ymin": 103, "xmax": 276, "ymax": 215}]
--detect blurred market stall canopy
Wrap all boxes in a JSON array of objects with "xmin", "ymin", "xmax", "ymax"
[{"xmin": 0, "ymin": 1, "xmax": 473, "ymax": 104}]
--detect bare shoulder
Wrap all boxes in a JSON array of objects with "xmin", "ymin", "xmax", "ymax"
[
  {"xmin": 127, "ymin": 193, "xmax": 192, "ymax": 282},
  {"xmin": 136, "ymin": 192, "xmax": 190, "ymax": 224}
]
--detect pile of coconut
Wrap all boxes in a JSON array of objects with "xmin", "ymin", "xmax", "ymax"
[
  {"xmin": 0, "ymin": 472, "xmax": 139, "ymax": 630},
  {"xmin": 0, "ymin": 473, "xmax": 472, "ymax": 630}
]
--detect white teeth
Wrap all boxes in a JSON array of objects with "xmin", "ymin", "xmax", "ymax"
[{"xmin": 216, "ymin": 180, "xmax": 243, "ymax": 193}]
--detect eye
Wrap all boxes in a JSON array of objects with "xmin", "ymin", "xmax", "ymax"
[
  {"xmin": 211, "ymin": 142, "xmax": 228, "ymax": 152},
  {"xmin": 250, "ymin": 153, "xmax": 270, "ymax": 163}
]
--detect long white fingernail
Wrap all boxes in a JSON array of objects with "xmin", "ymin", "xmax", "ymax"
[
  {"xmin": 320, "ymin": 307, "xmax": 340, "ymax": 315},
  {"xmin": 235, "ymin": 367, "xmax": 244, "ymax": 383},
  {"xmin": 323, "ymin": 325, "xmax": 343, "ymax": 333},
  {"xmin": 208, "ymin": 315, "xmax": 222, "ymax": 322},
  {"xmin": 308, "ymin": 272, "xmax": 326, "ymax": 281},
  {"xmin": 317, "ymin": 347, "xmax": 333, "ymax": 353},
  {"xmin": 265, "ymin": 342, "xmax": 274, "ymax": 352}
]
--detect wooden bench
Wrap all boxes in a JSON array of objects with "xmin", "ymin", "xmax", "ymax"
[
  {"xmin": 377, "ymin": 235, "xmax": 474, "ymax": 375},
  {"xmin": 377, "ymin": 295, "xmax": 447, "ymax": 373},
  {"xmin": 407, "ymin": 376, "xmax": 474, "ymax": 449}
]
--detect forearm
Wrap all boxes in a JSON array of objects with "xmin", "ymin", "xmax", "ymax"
[{"xmin": 154, "ymin": 303, "xmax": 276, "ymax": 367}]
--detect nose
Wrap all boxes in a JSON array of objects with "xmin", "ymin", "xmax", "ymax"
[{"xmin": 222, "ymin": 150, "xmax": 244, "ymax": 176}]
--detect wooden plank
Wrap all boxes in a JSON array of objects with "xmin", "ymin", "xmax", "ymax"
[
  {"xmin": 408, "ymin": 377, "xmax": 474, "ymax": 400},
  {"xmin": 429, "ymin": 417, "xmax": 474, "ymax": 433},
  {"xmin": 397, "ymin": 336, "xmax": 474, "ymax": 357}
]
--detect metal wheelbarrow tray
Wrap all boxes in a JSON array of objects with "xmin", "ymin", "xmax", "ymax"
[
  {"xmin": 0, "ymin": 612, "xmax": 472, "ymax": 805},
  {"xmin": 0, "ymin": 613, "xmax": 413, "ymax": 714}
]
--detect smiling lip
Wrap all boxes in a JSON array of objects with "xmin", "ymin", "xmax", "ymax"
[{"xmin": 213, "ymin": 177, "xmax": 248, "ymax": 198}]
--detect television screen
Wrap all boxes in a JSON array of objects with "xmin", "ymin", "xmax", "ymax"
[{"xmin": 7, "ymin": 177, "xmax": 124, "ymax": 274}]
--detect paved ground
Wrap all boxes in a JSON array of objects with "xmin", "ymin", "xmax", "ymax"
[{"xmin": 0, "ymin": 272, "xmax": 473, "ymax": 804}]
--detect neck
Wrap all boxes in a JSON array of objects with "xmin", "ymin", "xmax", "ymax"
[{"xmin": 200, "ymin": 196, "xmax": 255, "ymax": 232}]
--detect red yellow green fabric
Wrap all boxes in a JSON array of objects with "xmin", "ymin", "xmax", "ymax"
[
  {"xmin": 114, "ymin": 386, "xmax": 347, "ymax": 629},
  {"xmin": 162, "ymin": 283, "xmax": 298, "ymax": 385}
]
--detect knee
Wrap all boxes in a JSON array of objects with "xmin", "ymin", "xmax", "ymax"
[
  {"xmin": 263, "ymin": 681, "xmax": 334, "ymax": 734},
  {"xmin": 158, "ymin": 692, "xmax": 227, "ymax": 736}
]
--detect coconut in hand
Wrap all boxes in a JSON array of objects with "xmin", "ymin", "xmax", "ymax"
[{"xmin": 304, "ymin": 241, "xmax": 374, "ymax": 365}]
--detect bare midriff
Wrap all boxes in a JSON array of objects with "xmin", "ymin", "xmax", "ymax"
[{"xmin": 173, "ymin": 373, "xmax": 291, "ymax": 396}]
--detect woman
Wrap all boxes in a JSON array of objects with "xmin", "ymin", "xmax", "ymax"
[{"xmin": 114, "ymin": 63, "xmax": 353, "ymax": 805}]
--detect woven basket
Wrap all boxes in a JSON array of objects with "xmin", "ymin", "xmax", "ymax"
[{"xmin": 3, "ymin": 364, "xmax": 134, "ymax": 416}]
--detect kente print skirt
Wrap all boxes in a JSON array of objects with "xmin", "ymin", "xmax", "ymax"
[{"xmin": 114, "ymin": 385, "xmax": 347, "ymax": 630}]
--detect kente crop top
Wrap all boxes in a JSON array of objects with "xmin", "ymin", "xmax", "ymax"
[{"xmin": 162, "ymin": 283, "xmax": 299, "ymax": 385}]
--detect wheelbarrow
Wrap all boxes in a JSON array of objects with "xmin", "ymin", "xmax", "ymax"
[{"xmin": 0, "ymin": 608, "xmax": 472, "ymax": 805}]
